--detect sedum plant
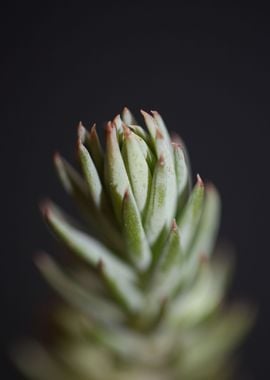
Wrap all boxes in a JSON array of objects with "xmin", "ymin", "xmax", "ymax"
[{"xmin": 15, "ymin": 108, "xmax": 252, "ymax": 380}]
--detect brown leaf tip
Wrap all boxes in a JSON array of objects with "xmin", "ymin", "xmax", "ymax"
[
  {"xmin": 53, "ymin": 151, "xmax": 61, "ymax": 164},
  {"xmin": 156, "ymin": 127, "xmax": 164, "ymax": 139},
  {"xmin": 123, "ymin": 106, "xmax": 130, "ymax": 114},
  {"xmin": 39, "ymin": 199, "xmax": 51, "ymax": 219},
  {"xmin": 159, "ymin": 154, "xmax": 165, "ymax": 166},
  {"xmin": 105, "ymin": 121, "xmax": 113, "ymax": 134},
  {"xmin": 196, "ymin": 174, "xmax": 204, "ymax": 187},
  {"xmin": 77, "ymin": 121, "xmax": 86, "ymax": 141},
  {"xmin": 123, "ymin": 124, "xmax": 131, "ymax": 138},
  {"xmin": 89, "ymin": 123, "xmax": 97, "ymax": 136},
  {"xmin": 123, "ymin": 189, "xmax": 130, "ymax": 201},
  {"xmin": 199, "ymin": 253, "xmax": 209, "ymax": 265},
  {"xmin": 76, "ymin": 137, "xmax": 84, "ymax": 155},
  {"xmin": 171, "ymin": 219, "xmax": 178, "ymax": 232},
  {"xmin": 171, "ymin": 142, "xmax": 181, "ymax": 150}
]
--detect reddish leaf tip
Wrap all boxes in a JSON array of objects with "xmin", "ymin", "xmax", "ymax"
[
  {"xmin": 89, "ymin": 123, "xmax": 97, "ymax": 135},
  {"xmin": 53, "ymin": 151, "xmax": 61, "ymax": 163},
  {"xmin": 123, "ymin": 189, "xmax": 130, "ymax": 201},
  {"xmin": 123, "ymin": 124, "xmax": 131, "ymax": 138},
  {"xmin": 39, "ymin": 199, "xmax": 51, "ymax": 218},
  {"xmin": 158, "ymin": 154, "xmax": 165, "ymax": 166},
  {"xmin": 140, "ymin": 109, "xmax": 149, "ymax": 118},
  {"xmin": 199, "ymin": 253, "xmax": 209, "ymax": 265},
  {"xmin": 105, "ymin": 121, "xmax": 113, "ymax": 134},
  {"xmin": 196, "ymin": 174, "xmax": 204, "ymax": 187},
  {"xmin": 171, "ymin": 142, "xmax": 181, "ymax": 150},
  {"xmin": 171, "ymin": 218, "xmax": 178, "ymax": 232},
  {"xmin": 156, "ymin": 127, "xmax": 164, "ymax": 139}
]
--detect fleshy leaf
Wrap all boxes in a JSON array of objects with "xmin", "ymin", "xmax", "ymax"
[
  {"xmin": 143, "ymin": 148, "xmax": 176, "ymax": 247},
  {"xmin": 121, "ymin": 107, "xmax": 137, "ymax": 125},
  {"xmin": 41, "ymin": 201, "xmax": 142, "ymax": 312},
  {"xmin": 36, "ymin": 253, "xmax": 124, "ymax": 324},
  {"xmin": 151, "ymin": 220, "xmax": 183, "ymax": 299},
  {"xmin": 104, "ymin": 122, "xmax": 133, "ymax": 223},
  {"xmin": 177, "ymin": 175, "xmax": 205, "ymax": 253},
  {"xmin": 88, "ymin": 124, "xmax": 104, "ymax": 177},
  {"xmin": 77, "ymin": 140, "xmax": 103, "ymax": 209},
  {"xmin": 168, "ymin": 256, "xmax": 233, "ymax": 327},
  {"xmin": 121, "ymin": 126, "xmax": 152, "ymax": 214},
  {"xmin": 183, "ymin": 184, "xmax": 221, "ymax": 278},
  {"xmin": 173, "ymin": 143, "xmax": 189, "ymax": 217},
  {"xmin": 122, "ymin": 190, "xmax": 151, "ymax": 270}
]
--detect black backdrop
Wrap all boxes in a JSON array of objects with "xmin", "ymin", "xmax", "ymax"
[{"xmin": 1, "ymin": 3, "xmax": 269, "ymax": 379}]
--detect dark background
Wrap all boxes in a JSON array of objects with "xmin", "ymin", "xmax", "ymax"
[{"xmin": 1, "ymin": 3, "xmax": 269, "ymax": 379}]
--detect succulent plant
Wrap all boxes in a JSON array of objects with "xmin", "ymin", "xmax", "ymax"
[{"xmin": 14, "ymin": 108, "xmax": 253, "ymax": 379}]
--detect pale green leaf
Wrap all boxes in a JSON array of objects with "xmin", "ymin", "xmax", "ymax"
[
  {"xmin": 122, "ymin": 190, "xmax": 151, "ymax": 270},
  {"xmin": 42, "ymin": 201, "xmax": 142, "ymax": 312},
  {"xmin": 121, "ymin": 127, "xmax": 152, "ymax": 214},
  {"xmin": 177, "ymin": 176, "xmax": 205, "ymax": 253},
  {"xmin": 104, "ymin": 122, "xmax": 133, "ymax": 223},
  {"xmin": 35, "ymin": 253, "xmax": 125, "ymax": 324}
]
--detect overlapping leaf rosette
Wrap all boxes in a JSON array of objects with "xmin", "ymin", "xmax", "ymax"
[{"xmin": 15, "ymin": 108, "xmax": 253, "ymax": 380}]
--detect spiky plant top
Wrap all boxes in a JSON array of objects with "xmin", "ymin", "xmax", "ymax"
[{"xmin": 15, "ymin": 108, "xmax": 252, "ymax": 380}]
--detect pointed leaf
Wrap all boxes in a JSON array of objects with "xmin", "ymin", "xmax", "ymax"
[
  {"xmin": 144, "ymin": 155, "xmax": 176, "ymax": 246},
  {"xmin": 140, "ymin": 110, "xmax": 158, "ymax": 145},
  {"xmin": 173, "ymin": 143, "xmax": 189, "ymax": 216},
  {"xmin": 121, "ymin": 106, "xmax": 137, "ymax": 125},
  {"xmin": 54, "ymin": 153, "xmax": 88, "ymax": 200},
  {"xmin": 104, "ymin": 122, "xmax": 132, "ymax": 222},
  {"xmin": 169, "ymin": 256, "xmax": 233, "ymax": 327},
  {"xmin": 36, "ymin": 253, "xmax": 124, "ymax": 324},
  {"xmin": 121, "ymin": 127, "xmax": 152, "ymax": 214},
  {"xmin": 42, "ymin": 201, "xmax": 142, "ymax": 312},
  {"xmin": 88, "ymin": 124, "xmax": 104, "ymax": 176},
  {"xmin": 151, "ymin": 110, "xmax": 173, "ymax": 152},
  {"xmin": 177, "ymin": 175, "xmax": 205, "ymax": 253},
  {"xmin": 77, "ymin": 141, "xmax": 103, "ymax": 208},
  {"xmin": 122, "ymin": 190, "xmax": 151, "ymax": 270},
  {"xmin": 151, "ymin": 220, "xmax": 183, "ymax": 299}
]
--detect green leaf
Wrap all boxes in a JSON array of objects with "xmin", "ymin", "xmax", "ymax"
[
  {"xmin": 122, "ymin": 190, "xmax": 151, "ymax": 270},
  {"xmin": 121, "ymin": 106, "xmax": 137, "ymax": 125},
  {"xmin": 35, "ymin": 253, "xmax": 124, "ymax": 325},
  {"xmin": 132, "ymin": 133, "xmax": 156, "ymax": 172},
  {"xmin": 77, "ymin": 122, "xmax": 104, "ymax": 177},
  {"xmin": 42, "ymin": 201, "xmax": 142, "ymax": 312},
  {"xmin": 158, "ymin": 220, "xmax": 182, "ymax": 273},
  {"xmin": 104, "ymin": 122, "xmax": 133, "ymax": 223},
  {"xmin": 54, "ymin": 151, "xmax": 124, "ymax": 254},
  {"xmin": 173, "ymin": 143, "xmax": 189, "ymax": 217},
  {"xmin": 54, "ymin": 152, "xmax": 88, "ymax": 201},
  {"xmin": 168, "ymin": 256, "xmax": 233, "ymax": 327},
  {"xmin": 113, "ymin": 114, "xmax": 124, "ymax": 143},
  {"xmin": 183, "ymin": 184, "xmax": 221, "ymax": 277},
  {"xmin": 151, "ymin": 220, "xmax": 183, "ymax": 299},
  {"xmin": 151, "ymin": 110, "xmax": 172, "ymax": 153},
  {"xmin": 129, "ymin": 124, "xmax": 151, "ymax": 144},
  {"xmin": 121, "ymin": 127, "xmax": 152, "ymax": 214},
  {"xmin": 177, "ymin": 175, "xmax": 205, "ymax": 253},
  {"xmin": 140, "ymin": 110, "xmax": 158, "ymax": 145},
  {"xmin": 143, "ymin": 149, "xmax": 176, "ymax": 246},
  {"xmin": 77, "ymin": 141, "xmax": 104, "ymax": 209},
  {"xmin": 88, "ymin": 124, "xmax": 104, "ymax": 177},
  {"xmin": 171, "ymin": 132, "xmax": 192, "ymax": 191}
]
